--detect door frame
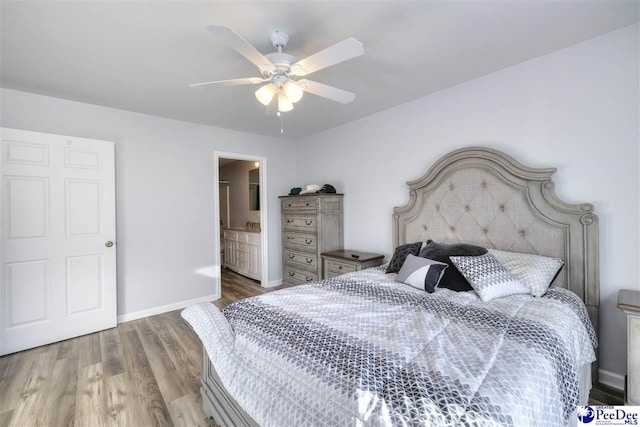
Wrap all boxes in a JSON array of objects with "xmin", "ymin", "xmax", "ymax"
[{"xmin": 213, "ymin": 151, "xmax": 268, "ymax": 290}]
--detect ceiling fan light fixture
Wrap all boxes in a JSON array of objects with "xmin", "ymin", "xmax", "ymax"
[
  {"xmin": 255, "ymin": 83, "xmax": 277, "ymax": 106},
  {"xmin": 278, "ymin": 91, "xmax": 294, "ymax": 112},
  {"xmin": 283, "ymin": 80, "xmax": 304, "ymax": 103}
]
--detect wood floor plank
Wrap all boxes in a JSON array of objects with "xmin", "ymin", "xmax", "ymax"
[
  {"xmin": 42, "ymin": 356, "xmax": 78, "ymax": 427},
  {"xmin": 74, "ymin": 363, "xmax": 109, "ymax": 427},
  {"xmin": 151, "ymin": 317, "xmax": 202, "ymax": 392},
  {"xmin": 100, "ymin": 328, "xmax": 125, "ymax": 378},
  {"xmin": 120, "ymin": 329, "xmax": 174, "ymax": 427},
  {"xmin": 103, "ymin": 372, "xmax": 137, "ymax": 426},
  {"xmin": 76, "ymin": 333, "xmax": 102, "ymax": 369},
  {"xmin": 137, "ymin": 319, "xmax": 191, "ymax": 402},
  {"xmin": 0, "ymin": 410, "xmax": 14, "ymax": 427},
  {"xmin": 169, "ymin": 394, "xmax": 209, "ymax": 427},
  {"xmin": 8, "ymin": 351, "xmax": 58, "ymax": 427},
  {"xmin": 0, "ymin": 352, "xmax": 38, "ymax": 414},
  {"xmin": 56, "ymin": 338, "xmax": 75, "ymax": 361}
]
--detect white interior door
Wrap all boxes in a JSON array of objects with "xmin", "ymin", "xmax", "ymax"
[{"xmin": 0, "ymin": 127, "xmax": 116, "ymax": 355}]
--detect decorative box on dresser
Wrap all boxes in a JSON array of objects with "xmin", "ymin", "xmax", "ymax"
[
  {"xmin": 618, "ymin": 289, "xmax": 640, "ymax": 405},
  {"xmin": 280, "ymin": 194, "xmax": 343, "ymax": 286}
]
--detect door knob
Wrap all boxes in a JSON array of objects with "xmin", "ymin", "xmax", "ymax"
[{"xmin": 105, "ymin": 241, "xmax": 114, "ymax": 247}]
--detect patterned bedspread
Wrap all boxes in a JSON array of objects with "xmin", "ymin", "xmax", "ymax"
[{"xmin": 182, "ymin": 266, "xmax": 597, "ymax": 427}]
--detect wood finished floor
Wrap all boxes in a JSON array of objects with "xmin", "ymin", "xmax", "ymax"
[{"xmin": 0, "ymin": 269, "xmax": 624, "ymax": 427}]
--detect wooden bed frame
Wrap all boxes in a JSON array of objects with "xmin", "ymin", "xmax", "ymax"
[{"xmin": 199, "ymin": 147, "xmax": 600, "ymax": 426}]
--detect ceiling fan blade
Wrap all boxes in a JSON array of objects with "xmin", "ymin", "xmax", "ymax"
[
  {"xmin": 207, "ymin": 25, "xmax": 275, "ymax": 74},
  {"xmin": 290, "ymin": 38, "xmax": 364, "ymax": 77},
  {"xmin": 188, "ymin": 77, "xmax": 267, "ymax": 88},
  {"xmin": 298, "ymin": 79, "xmax": 356, "ymax": 104}
]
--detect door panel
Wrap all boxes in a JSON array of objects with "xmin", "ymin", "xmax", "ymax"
[
  {"xmin": 66, "ymin": 254, "xmax": 103, "ymax": 315},
  {"xmin": 0, "ymin": 127, "xmax": 116, "ymax": 355},
  {"xmin": 6, "ymin": 260, "xmax": 49, "ymax": 326},
  {"xmin": 5, "ymin": 176, "xmax": 50, "ymax": 240}
]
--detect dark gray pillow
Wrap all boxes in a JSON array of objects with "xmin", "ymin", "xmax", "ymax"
[
  {"xmin": 386, "ymin": 242, "xmax": 423, "ymax": 273},
  {"xmin": 396, "ymin": 254, "xmax": 448, "ymax": 292},
  {"xmin": 418, "ymin": 240, "xmax": 487, "ymax": 291}
]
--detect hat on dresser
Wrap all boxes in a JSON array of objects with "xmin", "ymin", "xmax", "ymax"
[
  {"xmin": 288, "ymin": 187, "xmax": 302, "ymax": 195},
  {"xmin": 318, "ymin": 184, "xmax": 337, "ymax": 193},
  {"xmin": 299, "ymin": 184, "xmax": 321, "ymax": 195}
]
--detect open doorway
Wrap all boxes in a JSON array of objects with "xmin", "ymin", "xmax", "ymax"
[{"xmin": 214, "ymin": 152, "xmax": 268, "ymax": 289}]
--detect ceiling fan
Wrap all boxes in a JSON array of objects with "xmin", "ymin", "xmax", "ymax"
[{"xmin": 189, "ymin": 25, "xmax": 364, "ymax": 114}]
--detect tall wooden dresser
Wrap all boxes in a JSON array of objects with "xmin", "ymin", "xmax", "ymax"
[{"xmin": 279, "ymin": 194, "xmax": 343, "ymax": 286}]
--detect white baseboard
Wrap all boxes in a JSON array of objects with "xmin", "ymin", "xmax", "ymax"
[
  {"xmin": 599, "ymin": 369, "xmax": 625, "ymax": 391},
  {"xmin": 265, "ymin": 279, "xmax": 282, "ymax": 288},
  {"xmin": 117, "ymin": 293, "xmax": 219, "ymax": 324}
]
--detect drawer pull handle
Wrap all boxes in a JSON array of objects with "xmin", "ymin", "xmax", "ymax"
[
  {"xmin": 305, "ymin": 239, "xmax": 312, "ymax": 244},
  {"xmin": 306, "ymin": 277, "xmax": 313, "ymax": 282},
  {"xmin": 305, "ymin": 220, "xmax": 312, "ymax": 225},
  {"xmin": 338, "ymin": 265, "xmax": 343, "ymax": 270},
  {"xmin": 305, "ymin": 258, "xmax": 312, "ymax": 263},
  {"xmin": 287, "ymin": 236, "xmax": 294, "ymax": 240},
  {"xmin": 287, "ymin": 219, "xmax": 293, "ymax": 223},
  {"xmin": 305, "ymin": 203, "xmax": 310, "ymax": 206},
  {"xmin": 288, "ymin": 203, "xmax": 292, "ymax": 207},
  {"xmin": 288, "ymin": 271, "xmax": 295, "ymax": 277},
  {"xmin": 288, "ymin": 254, "xmax": 294, "ymax": 259}
]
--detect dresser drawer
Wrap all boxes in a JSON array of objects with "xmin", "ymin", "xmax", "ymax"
[
  {"xmin": 281, "ymin": 197, "xmax": 318, "ymax": 211},
  {"xmin": 284, "ymin": 250, "xmax": 318, "ymax": 270},
  {"xmin": 283, "ymin": 215, "xmax": 317, "ymax": 233},
  {"xmin": 283, "ymin": 232, "xmax": 317, "ymax": 252},
  {"xmin": 246, "ymin": 232, "xmax": 260, "ymax": 245},
  {"xmin": 284, "ymin": 266, "xmax": 318, "ymax": 285},
  {"xmin": 223, "ymin": 230, "xmax": 238, "ymax": 241},
  {"xmin": 325, "ymin": 259, "xmax": 357, "ymax": 275}
]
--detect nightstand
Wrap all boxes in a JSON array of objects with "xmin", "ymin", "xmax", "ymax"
[
  {"xmin": 321, "ymin": 250, "xmax": 384, "ymax": 279},
  {"xmin": 618, "ymin": 289, "xmax": 640, "ymax": 405}
]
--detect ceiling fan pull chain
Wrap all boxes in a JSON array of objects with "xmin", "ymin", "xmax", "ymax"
[{"xmin": 280, "ymin": 113, "xmax": 284, "ymax": 134}]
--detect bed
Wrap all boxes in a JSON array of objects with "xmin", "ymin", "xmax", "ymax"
[{"xmin": 183, "ymin": 147, "xmax": 599, "ymax": 427}]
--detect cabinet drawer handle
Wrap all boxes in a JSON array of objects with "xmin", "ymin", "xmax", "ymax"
[
  {"xmin": 305, "ymin": 220, "xmax": 312, "ymax": 225},
  {"xmin": 305, "ymin": 239, "xmax": 312, "ymax": 244},
  {"xmin": 305, "ymin": 202, "xmax": 310, "ymax": 207},
  {"xmin": 287, "ymin": 236, "xmax": 294, "ymax": 240},
  {"xmin": 305, "ymin": 258, "xmax": 313, "ymax": 263},
  {"xmin": 288, "ymin": 271, "xmax": 295, "ymax": 277},
  {"xmin": 287, "ymin": 219, "xmax": 293, "ymax": 223},
  {"xmin": 288, "ymin": 203, "xmax": 292, "ymax": 207},
  {"xmin": 338, "ymin": 265, "xmax": 343, "ymax": 270},
  {"xmin": 288, "ymin": 254, "xmax": 294, "ymax": 259},
  {"xmin": 306, "ymin": 276, "xmax": 313, "ymax": 282}
]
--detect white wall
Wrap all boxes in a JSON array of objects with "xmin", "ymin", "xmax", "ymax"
[
  {"xmin": 0, "ymin": 89, "xmax": 297, "ymax": 318},
  {"xmin": 296, "ymin": 24, "xmax": 639, "ymax": 380}
]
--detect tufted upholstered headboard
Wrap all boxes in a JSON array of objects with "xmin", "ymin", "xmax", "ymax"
[{"xmin": 392, "ymin": 147, "xmax": 600, "ymax": 377}]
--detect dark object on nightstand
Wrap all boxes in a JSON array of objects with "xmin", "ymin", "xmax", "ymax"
[{"xmin": 321, "ymin": 250, "xmax": 384, "ymax": 279}]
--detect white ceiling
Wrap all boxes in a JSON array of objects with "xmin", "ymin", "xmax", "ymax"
[{"xmin": 1, "ymin": 1, "xmax": 638, "ymax": 139}]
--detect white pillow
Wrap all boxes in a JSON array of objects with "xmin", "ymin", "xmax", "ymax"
[
  {"xmin": 488, "ymin": 249, "xmax": 564, "ymax": 297},
  {"xmin": 450, "ymin": 253, "xmax": 529, "ymax": 301}
]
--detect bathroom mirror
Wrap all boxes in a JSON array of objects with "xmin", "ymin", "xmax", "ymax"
[{"xmin": 248, "ymin": 168, "xmax": 260, "ymax": 211}]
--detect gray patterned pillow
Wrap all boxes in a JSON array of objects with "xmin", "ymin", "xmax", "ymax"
[
  {"xmin": 395, "ymin": 254, "xmax": 449, "ymax": 292},
  {"xmin": 450, "ymin": 253, "xmax": 529, "ymax": 301},
  {"xmin": 488, "ymin": 249, "xmax": 564, "ymax": 297}
]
